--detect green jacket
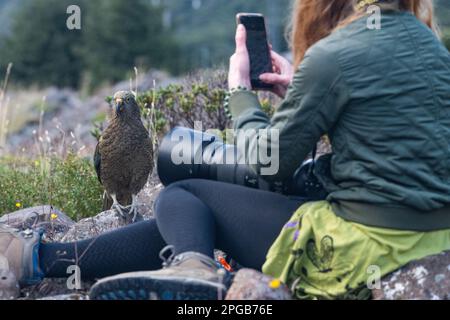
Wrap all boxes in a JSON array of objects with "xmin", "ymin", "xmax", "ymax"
[{"xmin": 228, "ymin": 11, "xmax": 450, "ymax": 231}]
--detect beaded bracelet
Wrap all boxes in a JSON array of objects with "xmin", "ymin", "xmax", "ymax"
[{"xmin": 223, "ymin": 86, "xmax": 250, "ymax": 120}]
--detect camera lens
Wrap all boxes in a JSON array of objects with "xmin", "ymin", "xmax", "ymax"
[
  {"xmin": 157, "ymin": 127, "xmax": 264, "ymax": 189},
  {"xmin": 157, "ymin": 127, "xmax": 328, "ymax": 199}
]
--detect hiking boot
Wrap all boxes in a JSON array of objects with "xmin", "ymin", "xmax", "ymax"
[
  {"xmin": 89, "ymin": 246, "xmax": 229, "ymax": 300},
  {"xmin": 0, "ymin": 224, "xmax": 44, "ymax": 297}
]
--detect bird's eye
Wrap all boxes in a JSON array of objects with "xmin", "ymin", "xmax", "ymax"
[{"xmin": 126, "ymin": 97, "xmax": 131, "ymax": 103}]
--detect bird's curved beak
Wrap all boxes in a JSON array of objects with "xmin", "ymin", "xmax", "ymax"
[{"xmin": 115, "ymin": 98, "xmax": 124, "ymax": 114}]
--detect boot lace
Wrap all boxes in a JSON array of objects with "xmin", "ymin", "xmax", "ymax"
[{"xmin": 159, "ymin": 245, "xmax": 176, "ymax": 268}]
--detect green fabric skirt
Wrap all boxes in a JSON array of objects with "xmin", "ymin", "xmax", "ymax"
[{"xmin": 262, "ymin": 201, "xmax": 450, "ymax": 299}]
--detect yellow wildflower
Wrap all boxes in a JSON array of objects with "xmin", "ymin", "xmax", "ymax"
[{"xmin": 269, "ymin": 279, "xmax": 281, "ymax": 289}]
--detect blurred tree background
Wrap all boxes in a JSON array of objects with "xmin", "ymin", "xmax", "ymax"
[
  {"xmin": 158, "ymin": 0, "xmax": 292, "ymax": 73},
  {"xmin": 0, "ymin": 0, "xmax": 176, "ymax": 88},
  {"xmin": 0, "ymin": 0, "xmax": 448, "ymax": 89}
]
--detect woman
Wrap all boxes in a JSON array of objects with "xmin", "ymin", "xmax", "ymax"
[{"xmin": 1, "ymin": 0, "xmax": 449, "ymax": 300}]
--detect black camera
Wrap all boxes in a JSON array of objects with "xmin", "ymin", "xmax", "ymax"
[{"xmin": 157, "ymin": 127, "xmax": 329, "ymax": 200}]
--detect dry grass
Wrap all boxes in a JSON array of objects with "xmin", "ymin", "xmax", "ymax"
[
  {"xmin": 0, "ymin": 64, "xmax": 52, "ymax": 155},
  {"xmin": 5, "ymin": 89, "xmax": 48, "ymax": 134},
  {"xmin": 0, "ymin": 63, "xmax": 12, "ymax": 150}
]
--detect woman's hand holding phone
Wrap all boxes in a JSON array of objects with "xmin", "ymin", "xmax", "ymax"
[
  {"xmin": 260, "ymin": 49, "xmax": 294, "ymax": 98},
  {"xmin": 228, "ymin": 22, "xmax": 294, "ymax": 99},
  {"xmin": 228, "ymin": 24, "xmax": 252, "ymax": 90}
]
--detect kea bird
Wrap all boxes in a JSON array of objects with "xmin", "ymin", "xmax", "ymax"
[{"xmin": 94, "ymin": 91, "xmax": 153, "ymax": 222}]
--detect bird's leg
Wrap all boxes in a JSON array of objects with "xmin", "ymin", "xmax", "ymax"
[
  {"xmin": 111, "ymin": 194, "xmax": 127, "ymax": 218},
  {"xmin": 128, "ymin": 194, "xmax": 139, "ymax": 222}
]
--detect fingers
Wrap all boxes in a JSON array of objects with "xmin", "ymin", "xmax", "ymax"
[
  {"xmin": 270, "ymin": 50, "xmax": 285, "ymax": 71},
  {"xmin": 270, "ymin": 50, "xmax": 292, "ymax": 68},
  {"xmin": 259, "ymin": 73, "xmax": 290, "ymax": 86},
  {"xmin": 269, "ymin": 50, "xmax": 294, "ymax": 77},
  {"xmin": 235, "ymin": 24, "xmax": 247, "ymax": 54},
  {"xmin": 259, "ymin": 73, "xmax": 279, "ymax": 83},
  {"xmin": 272, "ymin": 62, "xmax": 281, "ymax": 74},
  {"xmin": 270, "ymin": 50, "xmax": 285, "ymax": 61}
]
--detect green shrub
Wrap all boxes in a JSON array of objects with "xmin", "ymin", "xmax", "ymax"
[
  {"xmin": 98, "ymin": 69, "xmax": 280, "ymax": 143},
  {"xmin": 0, "ymin": 154, "xmax": 103, "ymax": 220}
]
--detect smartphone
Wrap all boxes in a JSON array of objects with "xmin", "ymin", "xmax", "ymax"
[{"xmin": 236, "ymin": 13, "xmax": 273, "ymax": 90}]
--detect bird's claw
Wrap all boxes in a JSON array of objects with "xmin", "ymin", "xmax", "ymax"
[
  {"xmin": 128, "ymin": 206, "xmax": 139, "ymax": 223},
  {"xmin": 112, "ymin": 203, "xmax": 128, "ymax": 218},
  {"xmin": 113, "ymin": 203, "xmax": 141, "ymax": 223}
]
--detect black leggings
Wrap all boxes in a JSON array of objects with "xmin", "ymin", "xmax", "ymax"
[{"xmin": 39, "ymin": 180, "xmax": 306, "ymax": 280}]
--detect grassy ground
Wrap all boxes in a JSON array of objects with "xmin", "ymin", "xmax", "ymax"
[{"xmin": 0, "ymin": 154, "xmax": 103, "ymax": 220}]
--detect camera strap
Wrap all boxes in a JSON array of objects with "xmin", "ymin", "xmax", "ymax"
[{"xmin": 308, "ymin": 145, "xmax": 317, "ymax": 175}]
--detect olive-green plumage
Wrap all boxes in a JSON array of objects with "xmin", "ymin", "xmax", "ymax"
[{"xmin": 94, "ymin": 91, "xmax": 153, "ymax": 214}]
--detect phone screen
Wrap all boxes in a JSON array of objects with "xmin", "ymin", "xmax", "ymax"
[{"xmin": 238, "ymin": 15, "xmax": 273, "ymax": 89}]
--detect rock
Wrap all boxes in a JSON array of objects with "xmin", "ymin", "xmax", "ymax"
[
  {"xmin": 136, "ymin": 178, "xmax": 163, "ymax": 219},
  {"xmin": 59, "ymin": 179, "xmax": 163, "ymax": 242},
  {"xmin": 372, "ymin": 251, "xmax": 450, "ymax": 300},
  {"xmin": 44, "ymin": 87, "xmax": 81, "ymax": 116},
  {"xmin": 60, "ymin": 209, "xmax": 126, "ymax": 242},
  {"xmin": 38, "ymin": 293, "xmax": 89, "ymax": 300},
  {"xmin": 0, "ymin": 178, "xmax": 163, "ymax": 244},
  {"xmin": 21, "ymin": 278, "xmax": 93, "ymax": 300},
  {"xmin": 0, "ymin": 269, "xmax": 20, "ymax": 300},
  {"xmin": 225, "ymin": 269, "xmax": 292, "ymax": 300},
  {"xmin": 0, "ymin": 206, "xmax": 75, "ymax": 242},
  {"xmin": 0, "ymin": 205, "xmax": 74, "ymax": 229}
]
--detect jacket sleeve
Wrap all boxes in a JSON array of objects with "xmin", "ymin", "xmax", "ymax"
[{"xmin": 227, "ymin": 45, "xmax": 350, "ymax": 183}]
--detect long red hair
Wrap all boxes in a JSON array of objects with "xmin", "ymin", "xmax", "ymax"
[{"xmin": 289, "ymin": 0, "xmax": 438, "ymax": 69}]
